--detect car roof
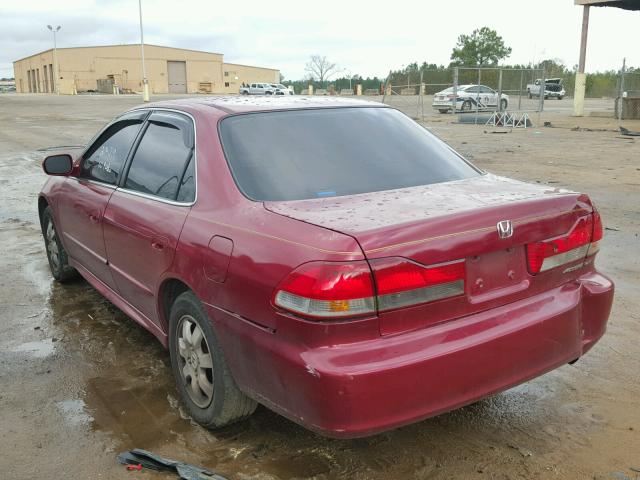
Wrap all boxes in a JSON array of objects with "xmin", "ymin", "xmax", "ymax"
[{"xmin": 140, "ymin": 95, "xmax": 385, "ymax": 115}]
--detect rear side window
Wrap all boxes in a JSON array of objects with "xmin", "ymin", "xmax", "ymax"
[
  {"xmin": 81, "ymin": 119, "xmax": 142, "ymax": 185},
  {"xmin": 219, "ymin": 107, "xmax": 480, "ymax": 201},
  {"xmin": 124, "ymin": 112, "xmax": 194, "ymax": 201}
]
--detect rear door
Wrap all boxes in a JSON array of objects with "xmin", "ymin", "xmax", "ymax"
[
  {"xmin": 103, "ymin": 110, "xmax": 195, "ymax": 324},
  {"xmin": 480, "ymin": 85, "xmax": 498, "ymax": 108},
  {"xmin": 56, "ymin": 111, "xmax": 146, "ymax": 289}
]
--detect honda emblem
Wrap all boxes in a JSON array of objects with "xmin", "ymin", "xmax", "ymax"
[{"xmin": 497, "ymin": 220, "xmax": 514, "ymax": 239}]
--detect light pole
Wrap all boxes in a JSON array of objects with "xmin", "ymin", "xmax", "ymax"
[
  {"xmin": 138, "ymin": 0, "xmax": 149, "ymax": 102},
  {"xmin": 47, "ymin": 25, "xmax": 61, "ymax": 94}
]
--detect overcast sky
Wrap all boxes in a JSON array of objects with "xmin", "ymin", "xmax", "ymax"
[{"xmin": 1, "ymin": 0, "xmax": 638, "ymax": 80}]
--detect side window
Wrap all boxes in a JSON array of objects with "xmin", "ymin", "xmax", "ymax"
[
  {"xmin": 481, "ymin": 86, "xmax": 494, "ymax": 94},
  {"xmin": 176, "ymin": 156, "xmax": 195, "ymax": 203},
  {"xmin": 124, "ymin": 112, "xmax": 194, "ymax": 201},
  {"xmin": 80, "ymin": 119, "xmax": 142, "ymax": 184},
  {"xmin": 466, "ymin": 86, "xmax": 479, "ymax": 93}
]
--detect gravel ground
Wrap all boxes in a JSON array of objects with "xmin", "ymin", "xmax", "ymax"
[{"xmin": 0, "ymin": 93, "xmax": 639, "ymax": 480}]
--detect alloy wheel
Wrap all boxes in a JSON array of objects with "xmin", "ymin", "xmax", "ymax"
[
  {"xmin": 46, "ymin": 221, "xmax": 60, "ymax": 270},
  {"xmin": 177, "ymin": 315, "xmax": 214, "ymax": 408}
]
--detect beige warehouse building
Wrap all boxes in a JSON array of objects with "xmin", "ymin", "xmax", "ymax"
[{"xmin": 13, "ymin": 44, "xmax": 280, "ymax": 95}]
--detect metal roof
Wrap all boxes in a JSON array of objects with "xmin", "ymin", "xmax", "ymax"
[{"xmin": 575, "ymin": 0, "xmax": 640, "ymax": 10}]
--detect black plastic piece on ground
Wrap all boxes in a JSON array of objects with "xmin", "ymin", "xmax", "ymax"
[{"xmin": 117, "ymin": 449, "xmax": 228, "ymax": 480}]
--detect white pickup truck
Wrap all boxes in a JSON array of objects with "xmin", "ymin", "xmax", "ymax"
[
  {"xmin": 239, "ymin": 83, "xmax": 276, "ymax": 95},
  {"xmin": 526, "ymin": 78, "xmax": 565, "ymax": 100}
]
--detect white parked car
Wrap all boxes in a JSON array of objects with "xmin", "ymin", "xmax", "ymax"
[
  {"xmin": 433, "ymin": 85, "xmax": 509, "ymax": 113},
  {"xmin": 239, "ymin": 83, "xmax": 276, "ymax": 95},
  {"xmin": 527, "ymin": 78, "xmax": 565, "ymax": 100},
  {"xmin": 271, "ymin": 84, "xmax": 294, "ymax": 95}
]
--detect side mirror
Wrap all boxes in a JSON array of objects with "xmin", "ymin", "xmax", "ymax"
[{"xmin": 43, "ymin": 154, "xmax": 73, "ymax": 176}]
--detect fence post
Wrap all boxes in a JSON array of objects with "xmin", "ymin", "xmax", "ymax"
[
  {"xmin": 419, "ymin": 70, "xmax": 424, "ymax": 120},
  {"xmin": 618, "ymin": 58, "xmax": 626, "ymax": 122},
  {"xmin": 453, "ymin": 67, "xmax": 459, "ymax": 115},
  {"xmin": 538, "ymin": 68, "xmax": 547, "ymax": 123},
  {"xmin": 475, "ymin": 68, "xmax": 481, "ymax": 124},
  {"xmin": 497, "ymin": 68, "xmax": 503, "ymax": 112},
  {"xmin": 518, "ymin": 69, "xmax": 523, "ymax": 111}
]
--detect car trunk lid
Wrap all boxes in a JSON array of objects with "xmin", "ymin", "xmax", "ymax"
[{"xmin": 265, "ymin": 174, "xmax": 594, "ymax": 335}]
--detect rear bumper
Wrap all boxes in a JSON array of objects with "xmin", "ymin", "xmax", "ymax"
[{"xmin": 214, "ymin": 271, "xmax": 613, "ymax": 438}]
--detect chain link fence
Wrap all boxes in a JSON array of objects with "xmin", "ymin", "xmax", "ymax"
[
  {"xmin": 616, "ymin": 70, "xmax": 640, "ymax": 120},
  {"xmin": 380, "ymin": 66, "xmax": 552, "ymax": 123}
]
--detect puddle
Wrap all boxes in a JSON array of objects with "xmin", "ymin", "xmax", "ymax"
[
  {"xmin": 57, "ymin": 399, "xmax": 93, "ymax": 426},
  {"xmin": 11, "ymin": 338, "xmax": 56, "ymax": 358}
]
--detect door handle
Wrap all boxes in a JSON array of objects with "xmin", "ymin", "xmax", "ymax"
[
  {"xmin": 151, "ymin": 240, "xmax": 165, "ymax": 251},
  {"xmin": 88, "ymin": 213, "xmax": 100, "ymax": 223}
]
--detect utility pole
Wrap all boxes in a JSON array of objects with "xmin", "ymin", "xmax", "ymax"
[
  {"xmin": 138, "ymin": 0, "xmax": 149, "ymax": 102},
  {"xmin": 47, "ymin": 25, "xmax": 61, "ymax": 95},
  {"xmin": 573, "ymin": 5, "xmax": 590, "ymax": 116}
]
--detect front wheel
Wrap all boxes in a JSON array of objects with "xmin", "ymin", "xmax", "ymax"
[
  {"xmin": 528, "ymin": 92, "xmax": 532, "ymax": 99},
  {"xmin": 242, "ymin": 91, "xmax": 248, "ymax": 95},
  {"xmin": 558, "ymin": 96, "xmax": 564, "ymax": 100},
  {"xmin": 169, "ymin": 291, "xmax": 257, "ymax": 428},
  {"xmin": 438, "ymin": 109, "xmax": 448, "ymax": 114},
  {"xmin": 42, "ymin": 206, "xmax": 77, "ymax": 282}
]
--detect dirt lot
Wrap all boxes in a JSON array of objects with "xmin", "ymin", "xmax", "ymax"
[{"xmin": 0, "ymin": 94, "xmax": 639, "ymax": 480}]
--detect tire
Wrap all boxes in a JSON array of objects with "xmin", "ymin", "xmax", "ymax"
[
  {"xmin": 42, "ymin": 206, "xmax": 78, "ymax": 282},
  {"xmin": 500, "ymin": 99, "xmax": 508, "ymax": 111},
  {"xmin": 169, "ymin": 291, "xmax": 257, "ymax": 428},
  {"xmin": 242, "ymin": 91, "xmax": 248, "ymax": 95},
  {"xmin": 461, "ymin": 100, "xmax": 472, "ymax": 112},
  {"xmin": 438, "ymin": 109, "xmax": 448, "ymax": 114},
  {"xmin": 266, "ymin": 91, "xmax": 273, "ymax": 95},
  {"xmin": 558, "ymin": 96, "xmax": 564, "ymax": 101},
  {"xmin": 528, "ymin": 92, "xmax": 532, "ymax": 99}
]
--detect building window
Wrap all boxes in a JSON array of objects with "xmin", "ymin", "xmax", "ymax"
[
  {"xmin": 224, "ymin": 71, "xmax": 229, "ymax": 77},
  {"xmin": 224, "ymin": 82, "xmax": 230, "ymax": 87}
]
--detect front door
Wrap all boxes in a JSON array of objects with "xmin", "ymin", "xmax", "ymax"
[
  {"xmin": 103, "ymin": 111, "xmax": 195, "ymax": 324},
  {"xmin": 57, "ymin": 112, "xmax": 146, "ymax": 289}
]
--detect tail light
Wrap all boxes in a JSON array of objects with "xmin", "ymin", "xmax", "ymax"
[
  {"xmin": 272, "ymin": 261, "xmax": 375, "ymax": 319},
  {"xmin": 370, "ymin": 258, "xmax": 465, "ymax": 311},
  {"xmin": 526, "ymin": 212, "xmax": 602, "ymax": 275},
  {"xmin": 273, "ymin": 258, "xmax": 465, "ymax": 320}
]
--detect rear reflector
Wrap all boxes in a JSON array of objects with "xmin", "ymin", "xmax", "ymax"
[
  {"xmin": 526, "ymin": 213, "xmax": 601, "ymax": 275},
  {"xmin": 273, "ymin": 258, "xmax": 466, "ymax": 320},
  {"xmin": 370, "ymin": 258, "xmax": 465, "ymax": 311}
]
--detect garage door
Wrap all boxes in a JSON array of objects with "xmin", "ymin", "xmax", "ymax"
[{"xmin": 167, "ymin": 61, "xmax": 187, "ymax": 93}]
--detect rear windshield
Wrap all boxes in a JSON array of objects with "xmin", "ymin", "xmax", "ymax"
[{"xmin": 219, "ymin": 107, "xmax": 480, "ymax": 201}]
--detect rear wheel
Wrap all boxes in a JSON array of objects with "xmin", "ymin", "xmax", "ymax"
[
  {"xmin": 242, "ymin": 91, "xmax": 248, "ymax": 95},
  {"xmin": 42, "ymin": 206, "xmax": 77, "ymax": 282},
  {"xmin": 500, "ymin": 98, "xmax": 508, "ymax": 111},
  {"xmin": 461, "ymin": 100, "xmax": 472, "ymax": 112},
  {"xmin": 169, "ymin": 291, "xmax": 257, "ymax": 428},
  {"xmin": 438, "ymin": 109, "xmax": 448, "ymax": 114},
  {"xmin": 558, "ymin": 96, "xmax": 564, "ymax": 100},
  {"xmin": 528, "ymin": 91, "xmax": 532, "ymax": 99}
]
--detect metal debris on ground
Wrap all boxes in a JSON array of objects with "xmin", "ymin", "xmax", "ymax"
[
  {"xmin": 620, "ymin": 127, "xmax": 640, "ymax": 137},
  {"xmin": 117, "ymin": 449, "xmax": 228, "ymax": 480},
  {"xmin": 485, "ymin": 111, "xmax": 532, "ymax": 128}
]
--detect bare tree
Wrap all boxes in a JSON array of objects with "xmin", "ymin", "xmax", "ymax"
[{"xmin": 305, "ymin": 55, "xmax": 338, "ymax": 83}]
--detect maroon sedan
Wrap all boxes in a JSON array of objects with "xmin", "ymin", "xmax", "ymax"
[{"xmin": 39, "ymin": 97, "xmax": 613, "ymax": 438}]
